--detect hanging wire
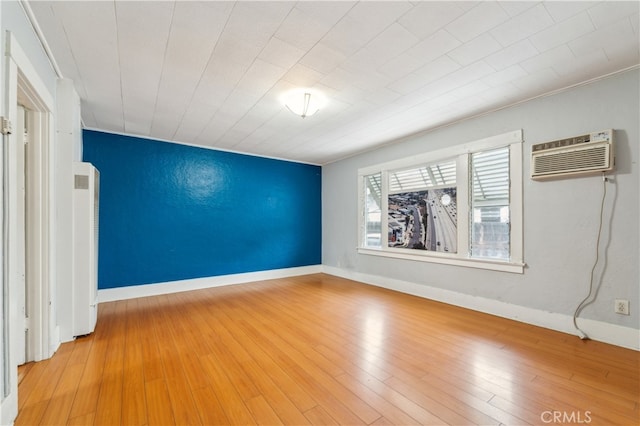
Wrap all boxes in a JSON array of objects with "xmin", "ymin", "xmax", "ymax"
[{"xmin": 572, "ymin": 173, "xmax": 608, "ymax": 339}]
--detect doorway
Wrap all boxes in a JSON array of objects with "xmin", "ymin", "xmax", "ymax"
[{"xmin": 1, "ymin": 31, "xmax": 56, "ymax": 424}]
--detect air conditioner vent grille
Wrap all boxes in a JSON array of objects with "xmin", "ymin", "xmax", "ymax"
[
  {"xmin": 531, "ymin": 130, "xmax": 613, "ymax": 180},
  {"xmin": 533, "ymin": 145, "xmax": 609, "ymax": 175}
]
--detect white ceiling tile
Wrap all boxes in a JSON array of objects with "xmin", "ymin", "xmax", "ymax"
[
  {"xmin": 481, "ymin": 65, "xmax": 529, "ymax": 87},
  {"xmin": 293, "ymin": 1, "xmax": 355, "ymax": 26},
  {"xmin": 568, "ymin": 17, "xmax": 638, "ymax": 58},
  {"xmin": 397, "ymin": 1, "xmax": 469, "ymax": 39},
  {"xmin": 498, "ymin": 1, "xmax": 538, "ymax": 18},
  {"xmin": 192, "ymin": 61, "xmax": 246, "ymax": 106},
  {"xmin": 631, "ymin": 13, "xmax": 640, "ymax": 35},
  {"xmin": 79, "ymin": 100, "xmax": 98, "ymax": 129},
  {"xmin": 90, "ymin": 104, "xmax": 124, "ymax": 133},
  {"xmin": 275, "ymin": 6, "xmax": 334, "ymax": 51},
  {"xmin": 511, "ymin": 67, "xmax": 561, "ymax": 93},
  {"xmin": 196, "ymin": 110, "xmax": 238, "ymax": 144},
  {"xmin": 145, "ymin": 107, "xmax": 180, "ymax": 141},
  {"xmin": 529, "ymin": 11, "xmax": 595, "ymax": 52},
  {"xmin": 406, "ymin": 30, "xmax": 462, "ymax": 63},
  {"xmin": 340, "ymin": 48, "xmax": 381, "ymax": 73},
  {"xmin": 365, "ymin": 88, "xmax": 403, "ymax": 106},
  {"xmin": 388, "ymin": 56, "xmax": 461, "ymax": 95},
  {"xmin": 407, "ymin": 61, "xmax": 496, "ymax": 107},
  {"xmin": 224, "ymin": 1, "xmax": 292, "ymax": 45},
  {"xmin": 281, "ymin": 65, "xmax": 326, "ymax": 89},
  {"xmin": 587, "ymin": 1, "xmax": 639, "ymax": 29},
  {"xmin": 116, "ymin": 2, "xmax": 173, "ymax": 135},
  {"xmin": 220, "ymin": 128, "xmax": 251, "ymax": 148},
  {"xmin": 378, "ymin": 53, "xmax": 426, "ymax": 80},
  {"xmin": 232, "ymin": 107, "xmax": 279, "ymax": 137},
  {"xmin": 446, "ymin": 81, "xmax": 492, "ymax": 102},
  {"xmin": 320, "ymin": 15, "xmax": 381, "ymax": 57},
  {"xmin": 520, "ymin": 45, "xmax": 575, "ymax": 74},
  {"xmin": 29, "ymin": 3, "xmax": 86, "ymax": 96},
  {"xmin": 221, "ymin": 91, "xmax": 261, "ymax": 114},
  {"xmin": 490, "ymin": 3, "xmax": 554, "ymax": 47},
  {"xmin": 150, "ymin": 2, "xmax": 235, "ymax": 139},
  {"xmin": 235, "ymin": 59, "xmax": 287, "ymax": 94},
  {"xmin": 348, "ymin": 1, "xmax": 414, "ymax": 29},
  {"xmin": 542, "ymin": 1, "xmax": 595, "ymax": 23},
  {"xmin": 366, "ymin": 23, "xmax": 420, "ymax": 61},
  {"xmin": 445, "ymin": 2, "xmax": 510, "ymax": 42},
  {"xmin": 415, "ymin": 56, "xmax": 464, "ymax": 82},
  {"xmin": 299, "ymin": 43, "xmax": 347, "ymax": 75},
  {"xmin": 324, "ymin": 68, "xmax": 388, "ymax": 96},
  {"xmin": 53, "ymin": 2, "xmax": 122, "ymax": 121},
  {"xmin": 476, "ymin": 82, "xmax": 520, "ymax": 104},
  {"xmin": 258, "ymin": 37, "xmax": 306, "ymax": 70},
  {"xmin": 485, "ymin": 39, "xmax": 539, "ymax": 70},
  {"xmin": 603, "ymin": 39, "xmax": 640, "ymax": 67},
  {"xmin": 447, "ymin": 33, "xmax": 503, "ymax": 66},
  {"xmin": 173, "ymin": 101, "xmax": 220, "ymax": 143},
  {"xmin": 553, "ymin": 49, "xmax": 610, "ymax": 77}
]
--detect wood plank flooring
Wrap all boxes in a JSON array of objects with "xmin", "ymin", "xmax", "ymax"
[{"xmin": 15, "ymin": 274, "xmax": 640, "ymax": 425}]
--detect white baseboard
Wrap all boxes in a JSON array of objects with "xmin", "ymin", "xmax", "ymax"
[
  {"xmin": 97, "ymin": 265, "xmax": 323, "ymax": 303},
  {"xmin": 96, "ymin": 264, "xmax": 638, "ymax": 351},
  {"xmin": 323, "ymin": 266, "xmax": 639, "ymax": 351}
]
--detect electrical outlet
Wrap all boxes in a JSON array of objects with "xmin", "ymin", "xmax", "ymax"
[{"xmin": 614, "ymin": 299, "xmax": 630, "ymax": 315}]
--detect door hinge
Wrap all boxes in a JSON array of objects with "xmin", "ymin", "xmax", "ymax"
[{"xmin": 1, "ymin": 117, "xmax": 12, "ymax": 135}]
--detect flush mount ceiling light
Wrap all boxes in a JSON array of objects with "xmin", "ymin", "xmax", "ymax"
[{"xmin": 281, "ymin": 88, "xmax": 327, "ymax": 118}]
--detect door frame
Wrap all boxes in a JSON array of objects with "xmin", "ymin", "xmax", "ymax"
[{"xmin": 1, "ymin": 30, "xmax": 56, "ymax": 424}]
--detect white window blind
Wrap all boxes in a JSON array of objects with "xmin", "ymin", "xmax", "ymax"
[{"xmin": 389, "ymin": 160, "xmax": 456, "ymax": 193}]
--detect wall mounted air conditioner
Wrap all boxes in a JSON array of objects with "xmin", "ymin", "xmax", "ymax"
[
  {"xmin": 531, "ymin": 129, "xmax": 614, "ymax": 180},
  {"xmin": 72, "ymin": 162, "xmax": 100, "ymax": 337}
]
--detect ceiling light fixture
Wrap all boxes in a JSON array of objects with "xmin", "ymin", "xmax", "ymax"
[{"xmin": 282, "ymin": 88, "xmax": 327, "ymax": 118}]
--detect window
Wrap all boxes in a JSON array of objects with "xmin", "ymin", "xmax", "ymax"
[
  {"xmin": 388, "ymin": 159, "xmax": 457, "ymax": 253},
  {"xmin": 363, "ymin": 173, "xmax": 382, "ymax": 248},
  {"xmin": 470, "ymin": 147, "xmax": 510, "ymax": 260},
  {"xmin": 358, "ymin": 130, "xmax": 523, "ymax": 273}
]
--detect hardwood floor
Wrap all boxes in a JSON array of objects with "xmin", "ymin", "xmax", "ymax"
[{"xmin": 15, "ymin": 274, "xmax": 639, "ymax": 425}]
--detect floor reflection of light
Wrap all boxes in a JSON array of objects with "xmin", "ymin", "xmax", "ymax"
[
  {"xmin": 470, "ymin": 347, "xmax": 514, "ymax": 398},
  {"xmin": 359, "ymin": 304, "xmax": 387, "ymax": 368}
]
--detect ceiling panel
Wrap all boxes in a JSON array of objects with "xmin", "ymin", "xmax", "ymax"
[
  {"xmin": 447, "ymin": 33, "xmax": 503, "ymax": 66},
  {"xmin": 529, "ymin": 11, "xmax": 595, "ymax": 52},
  {"xmin": 490, "ymin": 3, "xmax": 554, "ymax": 47},
  {"xmin": 445, "ymin": 2, "xmax": 510, "ymax": 43},
  {"xmin": 397, "ymin": 2, "xmax": 469, "ymax": 39},
  {"xmin": 116, "ymin": 1, "xmax": 173, "ymax": 135},
  {"xmin": 27, "ymin": 0, "xmax": 639, "ymax": 165}
]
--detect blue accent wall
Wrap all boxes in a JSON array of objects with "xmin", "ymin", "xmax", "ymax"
[{"xmin": 82, "ymin": 130, "xmax": 322, "ymax": 289}]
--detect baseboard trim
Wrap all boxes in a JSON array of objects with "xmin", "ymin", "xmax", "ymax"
[
  {"xmin": 323, "ymin": 266, "xmax": 639, "ymax": 351},
  {"xmin": 97, "ymin": 265, "xmax": 323, "ymax": 303}
]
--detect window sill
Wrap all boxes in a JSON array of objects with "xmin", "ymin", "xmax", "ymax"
[{"xmin": 357, "ymin": 247, "xmax": 525, "ymax": 274}]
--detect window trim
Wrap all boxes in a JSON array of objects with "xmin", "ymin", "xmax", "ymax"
[{"xmin": 358, "ymin": 130, "xmax": 524, "ymax": 274}]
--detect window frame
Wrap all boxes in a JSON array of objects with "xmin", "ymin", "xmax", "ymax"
[{"xmin": 357, "ymin": 130, "xmax": 524, "ymax": 274}]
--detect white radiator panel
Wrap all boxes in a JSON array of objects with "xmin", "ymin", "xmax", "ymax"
[{"xmin": 72, "ymin": 162, "xmax": 99, "ymax": 336}]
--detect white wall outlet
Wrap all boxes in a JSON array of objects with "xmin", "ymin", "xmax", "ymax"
[{"xmin": 614, "ymin": 299, "xmax": 630, "ymax": 315}]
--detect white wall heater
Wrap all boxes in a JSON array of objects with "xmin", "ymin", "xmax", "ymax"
[{"xmin": 72, "ymin": 162, "xmax": 100, "ymax": 337}]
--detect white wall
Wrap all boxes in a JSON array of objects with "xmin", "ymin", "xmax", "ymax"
[
  {"xmin": 322, "ymin": 69, "xmax": 639, "ymax": 348},
  {"xmin": 56, "ymin": 79, "xmax": 82, "ymax": 342},
  {"xmin": 1, "ymin": 2, "xmax": 57, "ymax": 91}
]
